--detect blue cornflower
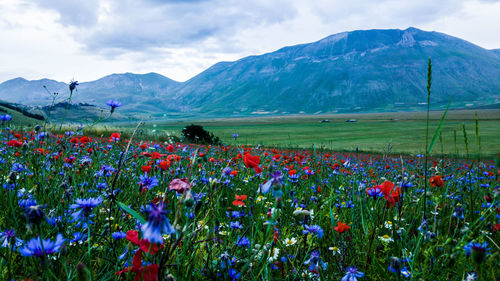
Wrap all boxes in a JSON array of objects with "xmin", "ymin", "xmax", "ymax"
[
  {"xmin": 304, "ymin": 250, "xmax": 327, "ymax": 272},
  {"xmin": 112, "ymin": 231, "xmax": 127, "ymax": 240},
  {"xmin": 230, "ymin": 221, "xmax": 243, "ymax": 229},
  {"xmin": 0, "ymin": 114, "xmax": 12, "ymax": 122},
  {"xmin": 106, "ymin": 100, "xmax": 122, "ymax": 113},
  {"xmin": 138, "ymin": 174, "xmax": 159, "ymax": 189},
  {"xmin": 70, "ymin": 232, "xmax": 87, "ymax": 245},
  {"xmin": 0, "ymin": 229, "xmax": 22, "ymax": 248},
  {"xmin": 366, "ymin": 187, "xmax": 383, "ymax": 198},
  {"xmin": 464, "ymin": 241, "xmax": 490, "ymax": 263},
  {"xmin": 96, "ymin": 165, "xmax": 115, "ymax": 177},
  {"xmin": 303, "ymin": 225, "xmax": 324, "ymax": 238},
  {"xmin": 69, "ymin": 80, "xmax": 78, "ymax": 93},
  {"xmin": 236, "ymin": 236, "xmax": 250, "ymax": 248},
  {"xmin": 223, "ymin": 167, "xmax": 232, "ymax": 176},
  {"xmin": 260, "ymin": 170, "xmax": 283, "ymax": 194},
  {"xmin": 19, "ymin": 234, "xmax": 65, "ymax": 257},
  {"xmin": 141, "ymin": 202, "xmax": 175, "ymax": 244},
  {"xmin": 228, "ymin": 268, "xmax": 240, "ymax": 280},
  {"xmin": 452, "ymin": 207, "xmax": 464, "ymax": 220},
  {"xmin": 232, "ymin": 133, "xmax": 239, "ymax": 140},
  {"xmin": 69, "ymin": 197, "xmax": 103, "ymax": 227},
  {"xmin": 341, "ymin": 266, "xmax": 364, "ymax": 281}
]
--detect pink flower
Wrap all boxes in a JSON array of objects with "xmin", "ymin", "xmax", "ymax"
[{"xmin": 168, "ymin": 178, "xmax": 191, "ymax": 194}]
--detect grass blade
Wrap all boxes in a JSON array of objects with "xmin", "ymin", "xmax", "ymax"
[
  {"xmin": 117, "ymin": 201, "xmax": 146, "ymax": 224},
  {"xmin": 427, "ymin": 100, "xmax": 450, "ymax": 155}
]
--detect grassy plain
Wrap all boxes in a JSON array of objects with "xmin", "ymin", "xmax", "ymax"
[{"xmin": 114, "ymin": 109, "xmax": 500, "ymax": 157}]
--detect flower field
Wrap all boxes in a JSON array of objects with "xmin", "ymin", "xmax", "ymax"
[{"xmin": 0, "ymin": 122, "xmax": 499, "ymax": 280}]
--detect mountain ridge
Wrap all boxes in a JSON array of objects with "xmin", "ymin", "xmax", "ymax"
[{"xmin": 1, "ymin": 27, "xmax": 500, "ymax": 117}]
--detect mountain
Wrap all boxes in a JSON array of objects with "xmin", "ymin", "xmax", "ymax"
[
  {"xmin": 171, "ymin": 27, "xmax": 500, "ymax": 115},
  {"xmin": 0, "ymin": 73, "xmax": 180, "ymax": 114},
  {"xmin": 1, "ymin": 27, "xmax": 500, "ymax": 118}
]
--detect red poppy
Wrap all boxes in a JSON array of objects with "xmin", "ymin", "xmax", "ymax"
[
  {"xmin": 243, "ymin": 153, "xmax": 260, "ymax": 168},
  {"xmin": 429, "ymin": 175, "xmax": 444, "ymax": 187},
  {"xmin": 233, "ymin": 194, "xmax": 247, "ymax": 206},
  {"xmin": 334, "ymin": 221, "xmax": 351, "ymax": 233},
  {"xmin": 79, "ymin": 136, "xmax": 90, "ymax": 144},
  {"xmin": 110, "ymin": 133, "xmax": 120, "ymax": 140},
  {"xmin": 142, "ymin": 165, "xmax": 152, "ymax": 173},
  {"xmin": 159, "ymin": 160, "xmax": 170, "ymax": 171},
  {"xmin": 7, "ymin": 140, "xmax": 22, "ymax": 147}
]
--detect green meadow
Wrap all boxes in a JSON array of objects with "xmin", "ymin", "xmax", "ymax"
[{"xmin": 113, "ymin": 109, "xmax": 500, "ymax": 157}]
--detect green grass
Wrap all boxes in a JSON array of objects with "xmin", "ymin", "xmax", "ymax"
[
  {"xmin": 0, "ymin": 104, "xmax": 41, "ymax": 127},
  {"xmin": 121, "ymin": 109, "xmax": 500, "ymax": 157}
]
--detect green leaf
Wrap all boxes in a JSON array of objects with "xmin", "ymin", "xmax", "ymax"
[
  {"xmin": 427, "ymin": 99, "xmax": 451, "ymax": 155},
  {"xmin": 117, "ymin": 201, "xmax": 146, "ymax": 224}
]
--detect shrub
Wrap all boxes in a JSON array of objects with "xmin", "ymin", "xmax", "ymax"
[{"xmin": 182, "ymin": 124, "xmax": 221, "ymax": 145}]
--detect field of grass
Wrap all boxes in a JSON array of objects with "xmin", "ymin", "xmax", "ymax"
[{"xmin": 120, "ymin": 109, "xmax": 500, "ymax": 157}]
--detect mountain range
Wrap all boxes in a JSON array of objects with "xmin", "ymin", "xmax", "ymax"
[{"xmin": 1, "ymin": 27, "xmax": 499, "ymax": 118}]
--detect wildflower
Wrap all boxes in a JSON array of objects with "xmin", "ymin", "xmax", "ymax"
[
  {"xmin": 69, "ymin": 197, "xmax": 103, "ymax": 227},
  {"xmin": 464, "ymin": 241, "xmax": 490, "ymax": 263},
  {"xmin": 303, "ymin": 225, "xmax": 324, "ymax": 238},
  {"xmin": 139, "ymin": 174, "xmax": 159, "ymax": 190},
  {"xmin": 284, "ymin": 237, "xmax": 297, "ymax": 247},
  {"xmin": 69, "ymin": 80, "xmax": 78, "ymax": 93},
  {"xmin": 0, "ymin": 229, "xmax": 22, "ymax": 248},
  {"xmin": 452, "ymin": 207, "xmax": 464, "ymax": 220},
  {"xmin": 429, "ymin": 175, "xmax": 444, "ymax": 187},
  {"xmin": 243, "ymin": 153, "xmax": 261, "ymax": 173},
  {"xmin": 304, "ymin": 250, "xmax": 327, "ymax": 272},
  {"xmin": 334, "ymin": 221, "xmax": 351, "ymax": 234},
  {"xmin": 260, "ymin": 170, "xmax": 283, "ymax": 194},
  {"xmin": 268, "ymin": 247, "xmax": 280, "ymax": 262},
  {"xmin": 0, "ymin": 114, "xmax": 12, "ymax": 122},
  {"xmin": 341, "ymin": 266, "xmax": 364, "ymax": 281},
  {"xmin": 232, "ymin": 133, "xmax": 239, "ymax": 140},
  {"xmin": 379, "ymin": 234, "xmax": 393, "ymax": 243},
  {"xmin": 236, "ymin": 236, "xmax": 250, "ymax": 248},
  {"xmin": 329, "ymin": 246, "xmax": 340, "ymax": 255},
  {"xmin": 141, "ymin": 202, "xmax": 174, "ymax": 244},
  {"xmin": 112, "ymin": 232, "xmax": 127, "ymax": 240},
  {"xmin": 168, "ymin": 178, "xmax": 191, "ymax": 194},
  {"xmin": 463, "ymin": 272, "xmax": 477, "ymax": 281},
  {"xmin": 25, "ymin": 204, "xmax": 46, "ymax": 225},
  {"xmin": 233, "ymin": 194, "xmax": 247, "ymax": 206},
  {"xmin": 366, "ymin": 187, "xmax": 383, "ymax": 198},
  {"xmin": 230, "ymin": 221, "xmax": 243, "ymax": 229},
  {"xmin": 110, "ymin": 133, "xmax": 120, "ymax": 141},
  {"xmin": 19, "ymin": 234, "xmax": 65, "ymax": 257},
  {"xmin": 106, "ymin": 100, "xmax": 122, "ymax": 113},
  {"xmin": 228, "ymin": 268, "xmax": 241, "ymax": 280}
]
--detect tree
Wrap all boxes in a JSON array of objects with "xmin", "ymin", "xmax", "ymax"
[{"xmin": 182, "ymin": 124, "xmax": 221, "ymax": 145}]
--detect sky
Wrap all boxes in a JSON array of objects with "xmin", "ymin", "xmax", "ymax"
[{"xmin": 1, "ymin": 0, "xmax": 499, "ymax": 83}]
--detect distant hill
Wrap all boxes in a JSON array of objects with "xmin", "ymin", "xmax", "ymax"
[
  {"xmin": 1, "ymin": 27, "xmax": 500, "ymax": 118},
  {"xmin": 0, "ymin": 73, "xmax": 179, "ymax": 114}
]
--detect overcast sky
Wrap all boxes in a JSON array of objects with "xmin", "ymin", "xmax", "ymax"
[{"xmin": 1, "ymin": 0, "xmax": 499, "ymax": 83}]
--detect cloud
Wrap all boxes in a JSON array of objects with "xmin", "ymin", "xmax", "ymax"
[
  {"xmin": 29, "ymin": 0, "xmax": 297, "ymax": 54},
  {"xmin": 30, "ymin": 0, "xmax": 100, "ymax": 27}
]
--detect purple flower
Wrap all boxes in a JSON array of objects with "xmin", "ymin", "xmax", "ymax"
[
  {"xmin": 139, "ymin": 174, "xmax": 159, "ymax": 189},
  {"xmin": 69, "ymin": 80, "xmax": 78, "ymax": 93},
  {"xmin": 0, "ymin": 229, "xmax": 22, "ymax": 248},
  {"xmin": 19, "ymin": 234, "xmax": 65, "ymax": 257},
  {"xmin": 260, "ymin": 170, "xmax": 283, "ymax": 194},
  {"xmin": 341, "ymin": 266, "xmax": 364, "ymax": 281},
  {"xmin": 69, "ymin": 197, "xmax": 103, "ymax": 227},
  {"xmin": 230, "ymin": 221, "xmax": 243, "ymax": 229},
  {"xmin": 303, "ymin": 225, "xmax": 324, "ymax": 238},
  {"xmin": 112, "ymin": 231, "xmax": 127, "ymax": 240},
  {"xmin": 236, "ymin": 236, "xmax": 250, "ymax": 248},
  {"xmin": 141, "ymin": 202, "xmax": 175, "ymax": 244},
  {"xmin": 366, "ymin": 187, "xmax": 383, "ymax": 198},
  {"xmin": 232, "ymin": 133, "xmax": 239, "ymax": 139},
  {"xmin": 304, "ymin": 250, "xmax": 327, "ymax": 272},
  {"xmin": 106, "ymin": 100, "xmax": 122, "ymax": 113},
  {"xmin": 0, "ymin": 114, "xmax": 12, "ymax": 122}
]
